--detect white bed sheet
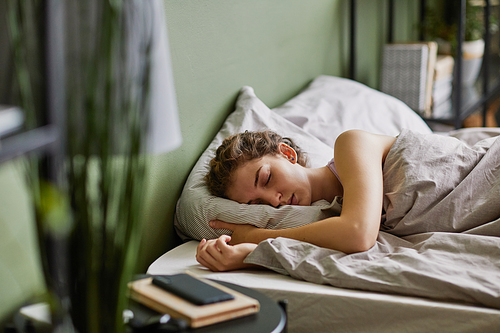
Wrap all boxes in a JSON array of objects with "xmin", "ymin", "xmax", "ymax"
[{"xmin": 147, "ymin": 241, "xmax": 500, "ymax": 333}]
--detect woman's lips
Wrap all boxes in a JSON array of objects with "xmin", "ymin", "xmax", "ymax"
[{"xmin": 287, "ymin": 194, "xmax": 298, "ymax": 205}]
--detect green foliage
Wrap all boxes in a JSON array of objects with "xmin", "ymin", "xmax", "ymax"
[
  {"xmin": 6, "ymin": 1, "xmax": 151, "ymax": 332},
  {"xmin": 464, "ymin": 2, "xmax": 488, "ymax": 41},
  {"xmin": 421, "ymin": 4, "xmax": 456, "ymax": 42},
  {"xmin": 421, "ymin": 0, "xmax": 496, "ymax": 43}
]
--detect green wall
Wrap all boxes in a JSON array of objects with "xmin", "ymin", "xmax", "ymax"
[{"xmin": 355, "ymin": 0, "xmax": 421, "ymax": 87}]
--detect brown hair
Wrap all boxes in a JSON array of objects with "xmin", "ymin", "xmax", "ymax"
[{"xmin": 205, "ymin": 130, "xmax": 307, "ymax": 198}]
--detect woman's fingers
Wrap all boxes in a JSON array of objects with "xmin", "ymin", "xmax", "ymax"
[
  {"xmin": 196, "ymin": 239, "xmax": 214, "ymax": 264},
  {"xmin": 196, "ymin": 237, "xmax": 227, "ymax": 271},
  {"xmin": 195, "ymin": 235, "xmax": 255, "ymax": 272},
  {"xmin": 196, "ymin": 229, "xmax": 262, "ymax": 272},
  {"xmin": 218, "ymin": 235, "xmax": 232, "ymax": 247},
  {"xmin": 197, "ymin": 238, "xmax": 207, "ymax": 253},
  {"xmin": 216, "ymin": 236, "xmax": 231, "ymax": 252},
  {"xmin": 196, "ymin": 253, "xmax": 215, "ymax": 271}
]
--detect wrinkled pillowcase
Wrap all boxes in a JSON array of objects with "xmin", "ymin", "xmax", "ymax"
[{"xmin": 272, "ymin": 75, "xmax": 432, "ymax": 146}]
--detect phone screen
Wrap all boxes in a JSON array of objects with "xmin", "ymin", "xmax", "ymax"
[{"xmin": 152, "ymin": 274, "xmax": 235, "ymax": 305}]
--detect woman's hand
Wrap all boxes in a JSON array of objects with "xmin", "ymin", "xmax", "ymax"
[
  {"xmin": 196, "ymin": 235, "xmax": 258, "ymax": 272},
  {"xmin": 209, "ymin": 220, "xmax": 260, "ymax": 244}
]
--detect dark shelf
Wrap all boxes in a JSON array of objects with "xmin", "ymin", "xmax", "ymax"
[
  {"xmin": 422, "ymin": 86, "xmax": 489, "ymax": 125},
  {"xmin": 385, "ymin": 0, "xmax": 500, "ymax": 129},
  {"xmin": 423, "ymin": 53, "xmax": 500, "ymax": 125},
  {"xmin": 0, "ymin": 125, "xmax": 59, "ymax": 164}
]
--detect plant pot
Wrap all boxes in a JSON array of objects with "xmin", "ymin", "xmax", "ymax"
[
  {"xmin": 439, "ymin": 39, "xmax": 485, "ymax": 86},
  {"xmin": 437, "ymin": 38, "xmax": 484, "ymax": 57},
  {"xmin": 462, "ymin": 39, "xmax": 485, "ymax": 59},
  {"xmin": 460, "ymin": 39, "xmax": 484, "ymax": 86},
  {"xmin": 460, "ymin": 57, "xmax": 483, "ymax": 86}
]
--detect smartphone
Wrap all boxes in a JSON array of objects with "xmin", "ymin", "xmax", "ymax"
[{"xmin": 152, "ymin": 274, "xmax": 235, "ymax": 305}]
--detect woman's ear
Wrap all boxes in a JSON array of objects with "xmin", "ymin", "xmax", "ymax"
[{"xmin": 278, "ymin": 142, "xmax": 297, "ymax": 164}]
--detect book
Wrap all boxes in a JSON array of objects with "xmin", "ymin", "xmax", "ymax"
[
  {"xmin": 380, "ymin": 42, "xmax": 438, "ymax": 117},
  {"xmin": 424, "ymin": 42, "xmax": 438, "ymax": 117},
  {"xmin": 432, "ymin": 76, "xmax": 453, "ymax": 107},
  {"xmin": 430, "ymin": 55, "xmax": 454, "ymax": 118},
  {"xmin": 0, "ymin": 106, "xmax": 24, "ymax": 138},
  {"xmin": 434, "ymin": 55, "xmax": 454, "ymax": 81},
  {"xmin": 128, "ymin": 276, "xmax": 260, "ymax": 328},
  {"xmin": 432, "ymin": 98, "xmax": 452, "ymax": 119}
]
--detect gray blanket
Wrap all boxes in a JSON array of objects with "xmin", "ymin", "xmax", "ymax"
[{"xmin": 245, "ymin": 129, "xmax": 500, "ymax": 308}]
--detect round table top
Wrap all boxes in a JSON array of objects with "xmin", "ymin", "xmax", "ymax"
[{"xmin": 128, "ymin": 278, "xmax": 287, "ymax": 333}]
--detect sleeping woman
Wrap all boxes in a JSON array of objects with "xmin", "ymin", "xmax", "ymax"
[{"xmin": 196, "ymin": 129, "xmax": 397, "ymax": 271}]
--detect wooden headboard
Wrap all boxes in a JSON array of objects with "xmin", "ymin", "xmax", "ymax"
[{"xmin": 138, "ymin": 0, "xmax": 421, "ymax": 270}]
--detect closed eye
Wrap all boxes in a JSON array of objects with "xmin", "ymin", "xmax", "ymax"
[{"xmin": 265, "ymin": 173, "xmax": 271, "ymax": 186}]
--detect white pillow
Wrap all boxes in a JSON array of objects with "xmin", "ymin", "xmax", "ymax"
[
  {"xmin": 174, "ymin": 86, "xmax": 342, "ymax": 241},
  {"xmin": 272, "ymin": 75, "xmax": 432, "ymax": 148}
]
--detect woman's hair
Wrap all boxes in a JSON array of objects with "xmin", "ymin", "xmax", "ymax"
[{"xmin": 205, "ymin": 130, "xmax": 307, "ymax": 198}]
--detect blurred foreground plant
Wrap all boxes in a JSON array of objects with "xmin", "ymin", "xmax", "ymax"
[{"xmin": 7, "ymin": 0, "xmax": 151, "ymax": 331}]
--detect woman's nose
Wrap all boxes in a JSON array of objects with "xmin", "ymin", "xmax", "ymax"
[{"xmin": 266, "ymin": 191, "xmax": 282, "ymax": 208}]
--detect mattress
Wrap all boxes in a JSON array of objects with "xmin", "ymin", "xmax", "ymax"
[{"xmin": 147, "ymin": 241, "xmax": 500, "ymax": 333}]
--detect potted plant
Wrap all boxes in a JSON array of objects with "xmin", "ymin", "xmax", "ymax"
[
  {"xmin": 422, "ymin": 0, "xmax": 497, "ymax": 85},
  {"xmin": 6, "ymin": 1, "xmax": 166, "ymax": 332}
]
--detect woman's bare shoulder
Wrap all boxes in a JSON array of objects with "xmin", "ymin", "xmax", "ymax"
[{"xmin": 334, "ymin": 130, "xmax": 396, "ymax": 162}]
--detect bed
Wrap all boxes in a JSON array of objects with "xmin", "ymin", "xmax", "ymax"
[
  {"xmin": 148, "ymin": 75, "xmax": 500, "ymax": 332},
  {"xmin": 148, "ymin": 2, "xmax": 500, "ymax": 332}
]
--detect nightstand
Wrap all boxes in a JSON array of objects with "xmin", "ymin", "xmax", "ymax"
[{"xmin": 127, "ymin": 280, "xmax": 287, "ymax": 333}]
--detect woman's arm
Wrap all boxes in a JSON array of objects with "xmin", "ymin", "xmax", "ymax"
[
  {"xmin": 196, "ymin": 235, "xmax": 258, "ymax": 271},
  {"xmin": 210, "ymin": 130, "xmax": 396, "ymax": 254}
]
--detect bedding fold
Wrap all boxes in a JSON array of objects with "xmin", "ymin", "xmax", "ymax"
[
  {"xmin": 244, "ymin": 130, "xmax": 500, "ymax": 308},
  {"xmin": 382, "ymin": 129, "xmax": 500, "ymax": 236},
  {"xmin": 245, "ymin": 232, "xmax": 500, "ymax": 308}
]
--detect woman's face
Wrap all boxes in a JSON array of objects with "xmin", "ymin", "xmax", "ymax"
[{"xmin": 226, "ymin": 146, "xmax": 312, "ymax": 207}]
